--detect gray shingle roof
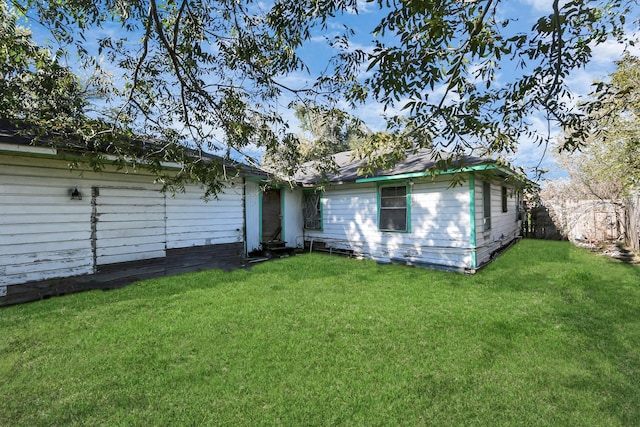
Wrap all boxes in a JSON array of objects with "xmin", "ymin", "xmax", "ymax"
[
  {"xmin": 294, "ymin": 148, "xmax": 492, "ymax": 186},
  {"xmin": 0, "ymin": 119, "xmax": 267, "ymax": 178}
]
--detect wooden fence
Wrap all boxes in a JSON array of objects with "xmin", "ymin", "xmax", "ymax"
[
  {"xmin": 526, "ymin": 192, "xmax": 639, "ymax": 254},
  {"xmin": 626, "ymin": 192, "xmax": 640, "ymax": 253}
]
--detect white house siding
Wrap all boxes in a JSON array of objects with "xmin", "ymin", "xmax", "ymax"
[
  {"xmin": 244, "ymin": 180, "xmax": 261, "ymax": 253},
  {"xmin": 0, "ymin": 152, "xmax": 247, "ymax": 291},
  {"xmin": 1, "ymin": 154, "xmax": 104, "ymax": 286},
  {"xmin": 0, "ymin": 163, "xmax": 93, "ymax": 286},
  {"xmin": 282, "ymin": 187, "xmax": 304, "ymax": 248},
  {"xmin": 474, "ymin": 177, "xmax": 521, "ymax": 267},
  {"xmin": 94, "ymin": 187, "xmax": 166, "ymax": 265},
  {"xmin": 303, "ymin": 177, "xmax": 474, "ymax": 271},
  {"xmin": 165, "ymin": 181, "xmax": 244, "ymax": 250}
]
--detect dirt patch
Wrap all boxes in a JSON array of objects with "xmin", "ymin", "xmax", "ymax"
[{"xmin": 575, "ymin": 239, "xmax": 640, "ymax": 264}]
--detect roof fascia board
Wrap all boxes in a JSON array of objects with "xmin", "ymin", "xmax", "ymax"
[
  {"xmin": 0, "ymin": 143, "xmax": 256, "ymax": 177},
  {"xmin": 0, "ymin": 142, "xmax": 58, "ymax": 156}
]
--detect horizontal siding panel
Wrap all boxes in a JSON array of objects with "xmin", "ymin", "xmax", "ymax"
[
  {"xmin": 96, "ymin": 227, "xmax": 165, "ymax": 240},
  {"xmin": 166, "ymin": 230, "xmax": 242, "ymax": 243},
  {"xmin": 0, "ymin": 248, "xmax": 93, "ymax": 286},
  {"xmin": 0, "ymin": 212, "xmax": 90, "ymax": 225},
  {"xmin": 0, "ymin": 240, "xmax": 90, "ymax": 256},
  {"xmin": 309, "ymin": 232, "xmax": 471, "ymax": 249},
  {"xmin": 96, "ymin": 234, "xmax": 167, "ymax": 248},
  {"xmin": 97, "ymin": 250, "xmax": 166, "ymax": 265},
  {"xmin": 96, "ymin": 193, "xmax": 163, "ymax": 203},
  {"xmin": 0, "ymin": 183, "xmax": 73, "ymax": 196},
  {"xmin": 165, "ymin": 211, "xmax": 243, "ymax": 221},
  {"xmin": 0, "ymin": 194, "xmax": 85, "ymax": 206},
  {"xmin": 96, "ymin": 213, "xmax": 164, "ymax": 223},
  {"xmin": 95, "ymin": 204, "xmax": 165, "ymax": 214},
  {"xmin": 0, "ymin": 221, "xmax": 89, "ymax": 235},
  {"xmin": 165, "ymin": 204, "xmax": 243, "ymax": 214},
  {"xmin": 0, "ymin": 204, "xmax": 90, "ymax": 215},
  {"xmin": 306, "ymin": 238, "xmax": 471, "ymax": 269},
  {"xmin": 0, "ymin": 231, "xmax": 91, "ymax": 246},
  {"xmin": 166, "ymin": 222, "xmax": 243, "ymax": 234},
  {"xmin": 0, "ymin": 248, "xmax": 93, "ymax": 268},
  {"xmin": 166, "ymin": 235, "xmax": 243, "ymax": 249},
  {"xmin": 166, "ymin": 194, "xmax": 242, "ymax": 206},
  {"xmin": 4, "ymin": 255, "xmax": 93, "ymax": 276},
  {"xmin": 97, "ymin": 241, "xmax": 166, "ymax": 257},
  {"xmin": 96, "ymin": 220, "xmax": 165, "ymax": 231},
  {"xmin": 0, "ymin": 173, "xmax": 90, "ymax": 188},
  {"xmin": 1, "ymin": 266, "xmax": 94, "ymax": 287}
]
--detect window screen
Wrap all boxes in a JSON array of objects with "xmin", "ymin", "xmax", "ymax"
[
  {"xmin": 379, "ymin": 185, "xmax": 408, "ymax": 232},
  {"xmin": 303, "ymin": 192, "xmax": 322, "ymax": 230},
  {"xmin": 502, "ymin": 186, "xmax": 508, "ymax": 213},
  {"xmin": 483, "ymin": 181, "xmax": 492, "ymax": 231}
]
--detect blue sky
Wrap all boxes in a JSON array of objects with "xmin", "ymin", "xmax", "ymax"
[
  {"xmin": 20, "ymin": 0, "xmax": 640, "ymax": 181},
  {"xmin": 275, "ymin": 0, "xmax": 640, "ymax": 181}
]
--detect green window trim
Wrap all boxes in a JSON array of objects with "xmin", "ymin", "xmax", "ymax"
[{"xmin": 377, "ymin": 182, "xmax": 411, "ymax": 233}]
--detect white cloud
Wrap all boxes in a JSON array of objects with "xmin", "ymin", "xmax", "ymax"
[{"xmin": 518, "ymin": 0, "xmax": 569, "ymax": 13}]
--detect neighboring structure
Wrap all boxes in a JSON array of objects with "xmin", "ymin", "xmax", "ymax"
[
  {"xmin": 0, "ymin": 122, "xmax": 264, "ymax": 305},
  {"xmin": 257, "ymin": 149, "xmax": 526, "ymax": 273}
]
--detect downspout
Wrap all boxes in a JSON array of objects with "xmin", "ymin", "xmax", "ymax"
[{"xmin": 469, "ymin": 173, "xmax": 477, "ymax": 270}]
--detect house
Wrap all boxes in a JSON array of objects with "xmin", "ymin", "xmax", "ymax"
[
  {"xmin": 264, "ymin": 149, "xmax": 525, "ymax": 272},
  {"xmin": 1, "ymin": 120, "xmax": 525, "ymax": 306},
  {"xmin": 0, "ymin": 122, "xmax": 265, "ymax": 306}
]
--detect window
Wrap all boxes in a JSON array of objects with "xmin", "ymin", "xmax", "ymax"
[
  {"xmin": 303, "ymin": 191, "xmax": 322, "ymax": 230},
  {"xmin": 379, "ymin": 184, "xmax": 409, "ymax": 232},
  {"xmin": 515, "ymin": 191, "xmax": 524, "ymax": 222},
  {"xmin": 501, "ymin": 186, "xmax": 508, "ymax": 213},
  {"xmin": 483, "ymin": 181, "xmax": 492, "ymax": 231}
]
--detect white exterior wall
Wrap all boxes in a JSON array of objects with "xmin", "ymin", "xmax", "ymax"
[
  {"xmin": 302, "ymin": 177, "xmax": 474, "ymax": 270},
  {"xmin": 474, "ymin": 177, "xmax": 521, "ymax": 267},
  {"xmin": 94, "ymin": 187, "xmax": 167, "ymax": 265},
  {"xmin": 0, "ymin": 152, "xmax": 245, "ymax": 288},
  {"xmin": 166, "ymin": 180, "xmax": 244, "ymax": 249},
  {"xmin": 244, "ymin": 180, "xmax": 261, "ymax": 253},
  {"xmin": 0, "ymin": 155, "xmax": 95, "ymax": 286},
  {"xmin": 282, "ymin": 187, "xmax": 304, "ymax": 248}
]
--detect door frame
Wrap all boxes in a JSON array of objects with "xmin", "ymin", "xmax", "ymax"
[{"xmin": 260, "ymin": 187, "xmax": 285, "ymax": 243}]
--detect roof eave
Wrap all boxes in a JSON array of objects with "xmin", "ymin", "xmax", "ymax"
[{"xmin": 354, "ymin": 163, "xmax": 510, "ymax": 183}]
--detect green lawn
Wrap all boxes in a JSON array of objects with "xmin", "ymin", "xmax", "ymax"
[{"xmin": 1, "ymin": 239, "xmax": 639, "ymax": 426}]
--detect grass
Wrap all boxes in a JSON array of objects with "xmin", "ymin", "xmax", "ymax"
[{"xmin": 1, "ymin": 239, "xmax": 639, "ymax": 426}]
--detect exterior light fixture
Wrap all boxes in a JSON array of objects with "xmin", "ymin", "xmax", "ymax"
[{"xmin": 70, "ymin": 188, "xmax": 82, "ymax": 200}]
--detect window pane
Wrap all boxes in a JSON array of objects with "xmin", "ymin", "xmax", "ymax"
[
  {"xmin": 381, "ymin": 186, "xmax": 406, "ymax": 198},
  {"xmin": 380, "ymin": 209, "xmax": 407, "ymax": 231},
  {"xmin": 379, "ymin": 185, "xmax": 408, "ymax": 231},
  {"xmin": 483, "ymin": 181, "xmax": 492, "ymax": 231},
  {"xmin": 502, "ymin": 186, "xmax": 508, "ymax": 212},
  {"xmin": 381, "ymin": 195, "xmax": 406, "ymax": 208}
]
